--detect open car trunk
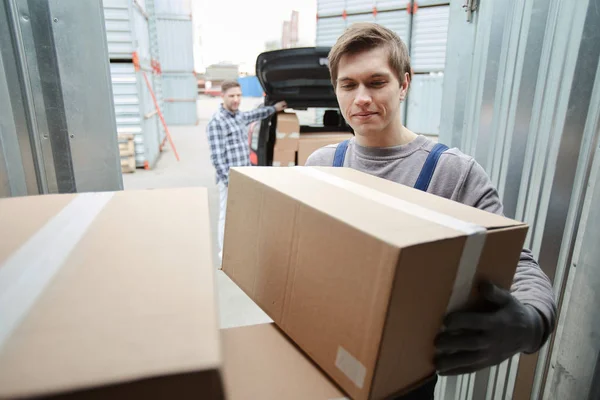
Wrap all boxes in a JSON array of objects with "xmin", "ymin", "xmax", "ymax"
[{"xmin": 256, "ymin": 47, "xmax": 339, "ymax": 109}]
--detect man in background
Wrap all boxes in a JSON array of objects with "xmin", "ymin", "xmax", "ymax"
[{"xmin": 206, "ymin": 80, "xmax": 287, "ymax": 263}]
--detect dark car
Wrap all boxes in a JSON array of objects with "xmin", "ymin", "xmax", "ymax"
[{"xmin": 248, "ymin": 47, "xmax": 353, "ymax": 166}]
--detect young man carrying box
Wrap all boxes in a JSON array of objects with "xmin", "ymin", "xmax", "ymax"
[{"xmin": 305, "ymin": 23, "xmax": 557, "ymax": 399}]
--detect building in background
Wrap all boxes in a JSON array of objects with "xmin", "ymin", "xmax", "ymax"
[
  {"xmin": 316, "ymin": 0, "xmax": 449, "ymax": 138},
  {"xmin": 281, "ymin": 11, "xmax": 299, "ymax": 48},
  {"xmin": 204, "ymin": 63, "xmax": 240, "ymax": 96}
]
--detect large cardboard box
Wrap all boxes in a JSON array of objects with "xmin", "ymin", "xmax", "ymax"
[
  {"xmin": 223, "ymin": 167, "xmax": 528, "ymax": 400},
  {"xmin": 275, "ymin": 112, "xmax": 300, "ymax": 151},
  {"xmin": 0, "ymin": 189, "xmax": 223, "ymax": 399},
  {"xmin": 272, "ymin": 149, "xmax": 296, "ymax": 167},
  {"xmin": 297, "ymin": 133, "xmax": 354, "ymax": 165},
  {"xmin": 222, "ymin": 324, "xmax": 346, "ymax": 399}
]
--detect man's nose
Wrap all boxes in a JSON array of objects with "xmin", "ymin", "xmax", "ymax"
[{"xmin": 354, "ymin": 86, "xmax": 372, "ymax": 106}]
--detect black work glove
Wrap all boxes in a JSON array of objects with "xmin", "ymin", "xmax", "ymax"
[{"xmin": 434, "ymin": 281, "xmax": 544, "ymax": 376}]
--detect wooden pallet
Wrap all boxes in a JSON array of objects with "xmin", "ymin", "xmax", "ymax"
[{"xmin": 118, "ymin": 134, "xmax": 136, "ymax": 173}]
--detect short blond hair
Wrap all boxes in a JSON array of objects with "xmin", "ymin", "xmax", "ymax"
[
  {"xmin": 221, "ymin": 80, "xmax": 241, "ymax": 94},
  {"xmin": 328, "ymin": 23, "xmax": 412, "ymax": 88}
]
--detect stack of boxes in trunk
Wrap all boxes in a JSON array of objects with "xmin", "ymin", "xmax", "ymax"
[
  {"xmin": 273, "ymin": 112, "xmax": 353, "ymax": 167},
  {"xmin": 0, "ymin": 167, "xmax": 528, "ymax": 398}
]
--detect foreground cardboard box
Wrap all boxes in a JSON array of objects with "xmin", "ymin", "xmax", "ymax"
[
  {"xmin": 222, "ymin": 324, "xmax": 346, "ymax": 399},
  {"xmin": 0, "ymin": 189, "xmax": 223, "ymax": 399},
  {"xmin": 275, "ymin": 112, "xmax": 300, "ymax": 151},
  {"xmin": 223, "ymin": 167, "xmax": 528, "ymax": 400},
  {"xmin": 297, "ymin": 133, "xmax": 354, "ymax": 165},
  {"xmin": 272, "ymin": 149, "xmax": 296, "ymax": 167}
]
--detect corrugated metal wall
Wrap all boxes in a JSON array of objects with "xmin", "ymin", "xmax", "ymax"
[
  {"xmin": 146, "ymin": 0, "xmax": 165, "ymax": 143},
  {"xmin": 315, "ymin": 1, "xmax": 450, "ymax": 136},
  {"xmin": 153, "ymin": 0, "xmax": 191, "ymax": 16},
  {"xmin": 156, "ymin": 17, "xmax": 194, "ymax": 72},
  {"xmin": 109, "ymin": 63, "xmax": 160, "ymax": 168},
  {"xmin": 103, "ymin": 0, "xmax": 151, "ymax": 67},
  {"xmin": 406, "ymin": 73, "xmax": 444, "ymax": 136},
  {"xmin": 151, "ymin": 0, "xmax": 197, "ymax": 125},
  {"xmin": 103, "ymin": 0, "xmax": 161, "ymax": 169},
  {"xmin": 439, "ymin": 0, "xmax": 600, "ymax": 398},
  {"xmin": 161, "ymin": 74, "xmax": 198, "ymax": 125},
  {"xmin": 410, "ymin": 6, "xmax": 449, "ymax": 72}
]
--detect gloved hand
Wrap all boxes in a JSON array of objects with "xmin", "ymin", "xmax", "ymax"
[{"xmin": 434, "ymin": 281, "xmax": 544, "ymax": 376}]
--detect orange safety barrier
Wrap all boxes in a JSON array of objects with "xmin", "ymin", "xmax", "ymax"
[{"xmin": 132, "ymin": 52, "xmax": 180, "ymax": 162}]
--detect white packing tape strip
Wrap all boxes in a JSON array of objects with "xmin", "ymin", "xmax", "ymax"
[
  {"xmin": 336, "ymin": 346, "xmax": 367, "ymax": 389},
  {"xmin": 295, "ymin": 168, "xmax": 486, "ymax": 313},
  {"xmin": 0, "ymin": 192, "xmax": 115, "ymax": 349}
]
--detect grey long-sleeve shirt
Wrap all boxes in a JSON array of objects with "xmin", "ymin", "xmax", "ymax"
[{"xmin": 306, "ymin": 135, "xmax": 557, "ymax": 351}]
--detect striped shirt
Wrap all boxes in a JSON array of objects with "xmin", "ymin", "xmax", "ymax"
[{"xmin": 206, "ymin": 104, "xmax": 276, "ymax": 185}]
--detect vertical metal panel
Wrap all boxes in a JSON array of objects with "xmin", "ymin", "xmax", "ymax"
[
  {"xmin": 145, "ymin": 0, "xmax": 165, "ymax": 141},
  {"xmin": 316, "ymin": 16, "xmax": 346, "ymax": 46},
  {"xmin": 346, "ymin": 0, "xmax": 374, "ymax": 14},
  {"xmin": 1, "ymin": 0, "xmax": 121, "ymax": 197},
  {"xmin": 543, "ymin": 56, "xmax": 600, "ymax": 400},
  {"xmin": 161, "ymin": 73, "xmax": 198, "ymax": 125},
  {"xmin": 439, "ymin": 0, "xmax": 600, "ymax": 398},
  {"xmin": 156, "ymin": 17, "xmax": 193, "ymax": 72},
  {"xmin": 0, "ymin": 0, "xmax": 39, "ymax": 197},
  {"xmin": 317, "ymin": 0, "xmax": 346, "ymax": 17},
  {"xmin": 50, "ymin": 0, "xmax": 123, "ymax": 191},
  {"xmin": 132, "ymin": 2, "xmax": 150, "ymax": 64},
  {"xmin": 411, "ymin": 5, "xmax": 450, "ymax": 72},
  {"xmin": 406, "ymin": 73, "xmax": 444, "ymax": 135},
  {"xmin": 375, "ymin": 0, "xmax": 410, "ymax": 11},
  {"xmin": 153, "ymin": 0, "xmax": 191, "ymax": 16},
  {"xmin": 375, "ymin": 9, "xmax": 410, "ymax": 43}
]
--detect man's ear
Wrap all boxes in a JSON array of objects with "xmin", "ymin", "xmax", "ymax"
[{"xmin": 400, "ymin": 72, "xmax": 411, "ymax": 101}]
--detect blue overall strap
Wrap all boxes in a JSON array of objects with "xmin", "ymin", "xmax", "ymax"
[
  {"xmin": 332, "ymin": 140, "xmax": 350, "ymax": 167},
  {"xmin": 414, "ymin": 143, "xmax": 449, "ymax": 192}
]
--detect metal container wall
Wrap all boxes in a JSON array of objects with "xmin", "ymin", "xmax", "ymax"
[
  {"xmin": 103, "ymin": 0, "xmax": 151, "ymax": 67},
  {"xmin": 346, "ymin": 12, "xmax": 376, "ymax": 25},
  {"xmin": 376, "ymin": 0, "xmax": 410, "ymax": 11},
  {"xmin": 406, "ymin": 73, "xmax": 444, "ymax": 136},
  {"xmin": 316, "ymin": 17, "xmax": 347, "ymax": 46},
  {"xmin": 146, "ymin": 0, "xmax": 165, "ymax": 142},
  {"xmin": 0, "ymin": 0, "xmax": 122, "ymax": 197},
  {"xmin": 156, "ymin": 17, "xmax": 194, "ymax": 72},
  {"xmin": 149, "ymin": 0, "xmax": 197, "ymax": 125},
  {"xmin": 153, "ymin": 0, "xmax": 191, "ymax": 16},
  {"xmin": 161, "ymin": 73, "xmax": 198, "ymax": 125},
  {"xmin": 110, "ymin": 63, "xmax": 160, "ymax": 168},
  {"xmin": 375, "ymin": 9, "xmax": 410, "ymax": 43},
  {"xmin": 410, "ymin": 5, "xmax": 449, "ymax": 72},
  {"xmin": 438, "ymin": 0, "xmax": 600, "ymax": 398},
  {"xmin": 317, "ymin": 0, "xmax": 346, "ymax": 17},
  {"xmin": 346, "ymin": 0, "xmax": 374, "ymax": 14}
]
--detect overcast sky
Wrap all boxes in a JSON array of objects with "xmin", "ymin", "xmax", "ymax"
[{"xmin": 192, "ymin": 0, "xmax": 317, "ymax": 74}]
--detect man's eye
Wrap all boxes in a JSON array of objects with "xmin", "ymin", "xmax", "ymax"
[
  {"xmin": 371, "ymin": 81, "xmax": 386, "ymax": 87},
  {"xmin": 341, "ymin": 83, "xmax": 356, "ymax": 89}
]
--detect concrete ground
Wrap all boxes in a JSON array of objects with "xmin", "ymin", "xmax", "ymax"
[{"xmin": 122, "ymin": 95, "xmax": 271, "ymax": 329}]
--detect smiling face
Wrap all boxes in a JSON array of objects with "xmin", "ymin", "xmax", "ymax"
[{"xmin": 335, "ymin": 46, "xmax": 409, "ymax": 141}]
